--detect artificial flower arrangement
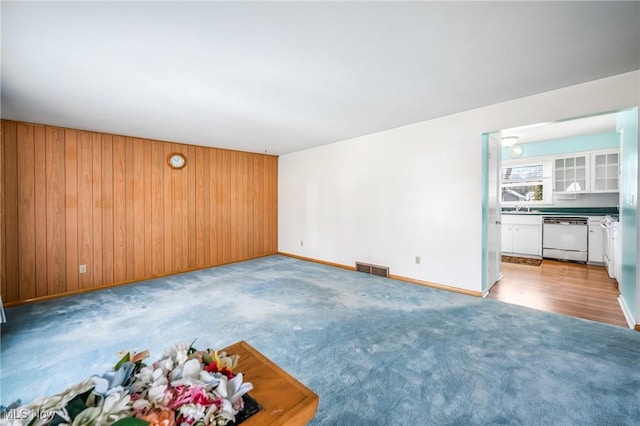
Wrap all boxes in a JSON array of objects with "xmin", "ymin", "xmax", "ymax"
[{"xmin": 4, "ymin": 342, "xmax": 254, "ymax": 426}]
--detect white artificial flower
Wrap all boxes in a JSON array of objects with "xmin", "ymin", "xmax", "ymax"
[
  {"xmin": 25, "ymin": 379, "xmax": 95, "ymax": 412},
  {"xmin": 170, "ymin": 369, "xmax": 180, "ymax": 382},
  {"xmin": 91, "ymin": 376, "xmax": 110, "ymax": 395},
  {"xmin": 159, "ymin": 356, "xmax": 174, "ymax": 372},
  {"xmin": 178, "ymin": 403, "xmax": 206, "ymax": 422},
  {"xmin": 166, "ymin": 343, "xmax": 191, "ymax": 365},
  {"xmin": 215, "ymin": 375, "xmax": 228, "ymax": 398},
  {"xmin": 9, "ymin": 379, "xmax": 96, "ymax": 425},
  {"xmin": 140, "ymin": 364, "xmax": 169, "ymax": 406},
  {"xmin": 226, "ymin": 374, "xmax": 253, "ymax": 404},
  {"xmin": 182, "ymin": 359, "xmax": 201, "ymax": 379},
  {"xmin": 170, "ymin": 359, "xmax": 207, "ymax": 387},
  {"xmin": 70, "ymin": 391, "xmax": 131, "ymax": 426},
  {"xmin": 203, "ymin": 404, "xmax": 218, "ymax": 423},
  {"xmin": 198, "ymin": 370, "xmax": 219, "ymax": 385},
  {"xmin": 102, "ymin": 391, "xmax": 131, "ymax": 416},
  {"xmin": 70, "ymin": 405, "xmax": 102, "ymax": 426},
  {"xmin": 106, "ymin": 385, "xmax": 126, "ymax": 397},
  {"xmin": 147, "ymin": 382, "xmax": 168, "ymax": 406},
  {"xmin": 132, "ymin": 398, "xmax": 150, "ymax": 411},
  {"xmin": 152, "ymin": 368, "xmax": 165, "ymax": 382},
  {"xmin": 7, "ymin": 342, "xmax": 251, "ymax": 426},
  {"xmin": 216, "ymin": 399, "xmax": 236, "ymax": 423},
  {"xmin": 137, "ymin": 365, "xmax": 154, "ymax": 382},
  {"xmin": 131, "ymin": 366, "xmax": 154, "ymax": 393}
]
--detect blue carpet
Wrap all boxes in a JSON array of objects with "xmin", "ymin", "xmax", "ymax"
[{"xmin": 2, "ymin": 255, "xmax": 639, "ymax": 424}]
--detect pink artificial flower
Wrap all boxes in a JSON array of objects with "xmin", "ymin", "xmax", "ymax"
[{"xmin": 169, "ymin": 385, "xmax": 216, "ymax": 410}]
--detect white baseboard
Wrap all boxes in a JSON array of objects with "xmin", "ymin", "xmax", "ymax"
[{"xmin": 617, "ymin": 295, "xmax": 636, "ymax": 329}]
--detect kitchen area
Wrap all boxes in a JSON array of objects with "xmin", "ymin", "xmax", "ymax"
[
  {"xmin": 490, "ymin": 112, "xmax": 629, "ymax": 327},
  {"xmin": 500, "ymin": 209, "xmax": 620, "ymax": 278}
]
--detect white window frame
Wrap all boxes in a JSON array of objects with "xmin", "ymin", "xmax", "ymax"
[{"xmin": 501, "ymin": 158, "xmax": 553, "ymax": 206}]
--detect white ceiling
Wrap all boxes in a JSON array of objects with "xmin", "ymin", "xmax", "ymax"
[{"xmin": 2, "ymin": 2, "xmax": 639, "ymax": 155}]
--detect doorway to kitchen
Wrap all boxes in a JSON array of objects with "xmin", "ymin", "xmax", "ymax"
[
  {"xmin": 488, "ymin": 259, "xmax": 627, "ymax": 327},
  {"xmin": 483, "ymin": 110, "xmax": 637, "ymax": 328}
]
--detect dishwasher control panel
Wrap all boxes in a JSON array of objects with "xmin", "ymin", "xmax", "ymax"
[{"xmin": 543, "ymin": 216, "xmax": 588, "ymax": 225}]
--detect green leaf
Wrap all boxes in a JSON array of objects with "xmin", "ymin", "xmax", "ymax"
[
  {"xmin": 48, "ymin": 414, "xmax": 68, "ymax": 426},
  {"xmin": 112, "ymin": 418, "xmax": 150, "ymax": 426},
  {"xmin": 64, "ymin": 388, "xmax": 95, "ymax": 420},
  {"xmin": 51, "ymin": 388, "xmax": 93, "ymax": 425},
  {"xmin": 114, "ymin": 352, "xmax": 131, "ymax": 371},
  {"xmin": 187, "ymin": 338, "xmax": 198, "ymax": 355}
]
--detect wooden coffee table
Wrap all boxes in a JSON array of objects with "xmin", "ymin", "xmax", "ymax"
[{"xmin": 223, "ymin": 341, "xmax": 319, "ymax": 426}]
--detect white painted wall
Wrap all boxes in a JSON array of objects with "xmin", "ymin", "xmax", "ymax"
[{"xmin": 279, "ymin": 71, "xmax": 640, "ymax": 293}]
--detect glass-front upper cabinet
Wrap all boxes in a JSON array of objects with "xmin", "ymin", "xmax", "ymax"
[
  {"xmin": 554, "ymin": 154, "xmax": 588, "ymax": 193},
  {"xmin": 591, "ymin": 149, "xmax": 619, "ymax": 192}
]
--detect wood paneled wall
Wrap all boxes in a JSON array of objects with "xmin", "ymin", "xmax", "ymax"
[{"xmin": 0, "ymin": 120, "xmax": 278, "ymax": 305}]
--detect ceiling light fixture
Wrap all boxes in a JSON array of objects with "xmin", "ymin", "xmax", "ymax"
[{"xmin": 501, "ymin": 136, "xmax": 519, "ymax": 147}]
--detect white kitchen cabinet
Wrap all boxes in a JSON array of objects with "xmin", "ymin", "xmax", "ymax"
[
  {"xmin": 501, "ymin": 224, "xmax": 513, "ymax": 253},
  {"xmin": 501, "ymin": 215, "xmax": 542, "ymax": 257},
  {"xmin": 591, "ymin": 150, "xmax": 619, "ymax": 193},
  {"xmin": 513, "ymin": 225, "xmax": 542, "ymax": 255},
  {"xmin": 554, "ymin": 154, "xmax": 588, "ymax": 193},
  {"xmin": 587, "ymin": 216, "xmax": 605, "ymax": 264}
]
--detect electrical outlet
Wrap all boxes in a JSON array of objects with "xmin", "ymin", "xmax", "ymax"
[
  {"xmin": 79, "ymin": 264, "xmax": 87, "ymax": 274},
  {"xmin": 301, "ymin": 240, "xmax": 304, "ymax": 246},
  {"xmin": 415, "ymin": 256, "xmax": 421, "ymax": 265}
]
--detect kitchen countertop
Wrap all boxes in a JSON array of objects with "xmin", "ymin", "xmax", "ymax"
[{"xmin": 501, "ymin": 207, "xmax": 618, "ymax": 216}]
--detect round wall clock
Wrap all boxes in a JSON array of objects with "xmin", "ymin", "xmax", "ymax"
[{"xmin": 167, "ymin": 152, "xmax": 187, "ymax": 169}]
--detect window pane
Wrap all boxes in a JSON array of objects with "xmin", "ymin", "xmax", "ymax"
[
  {"xmin": 502, "ymin": 184, "xmax": 543, "ymax": 202},
  {"xmin": 502, "ymin": 161, "xmax": 549, "ymax": 204},
  {"xmin": 501, "ymin": 164, "xmax": 544, "ymax": 182}
]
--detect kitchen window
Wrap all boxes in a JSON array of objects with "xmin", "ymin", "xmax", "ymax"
[{"xmin": 501, "ymin": 160, "xmax": 552, "ymax": 205}]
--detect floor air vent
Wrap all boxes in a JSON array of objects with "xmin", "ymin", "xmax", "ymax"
[{"xmin": 355, "ymin": 262, "xmax": 389, "ymax": 278}]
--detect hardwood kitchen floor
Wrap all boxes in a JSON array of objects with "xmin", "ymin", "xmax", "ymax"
[{"xmin": 488, "ymin": 259, "xmax": 629, "ymax": 328}]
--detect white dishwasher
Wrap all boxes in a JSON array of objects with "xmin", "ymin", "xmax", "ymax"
[{"xmin": 542, "ymin": 216, "xmax": 589, "ymax": 262}]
